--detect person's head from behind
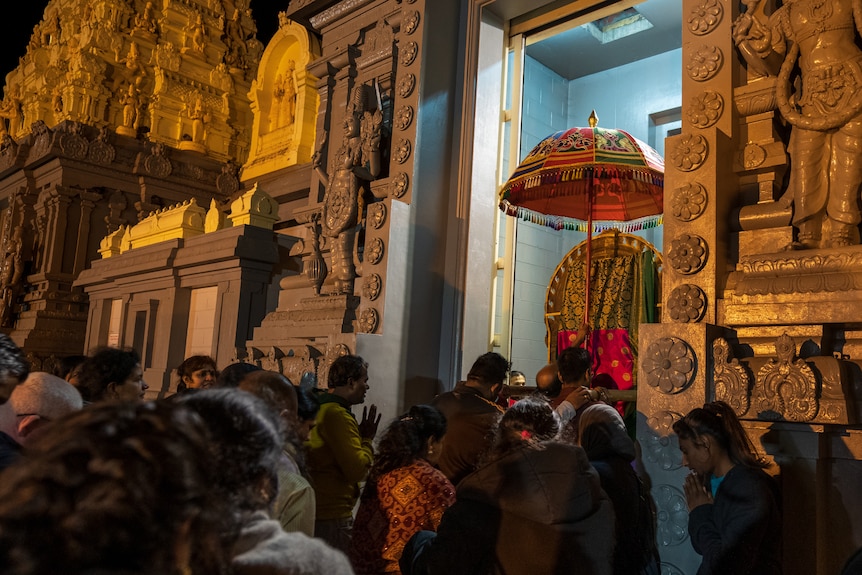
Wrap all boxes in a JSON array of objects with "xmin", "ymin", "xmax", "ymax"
[
  {"xmin": 215, "ymin": 361, "xmax": 261, "ymax": 388},
  {"xmin": 466, "ymin": 352, "xmax": 510, "ymax": 399},
  {"xmin": 7, "ymin": 372, "xmax": 82, "ymax": 445},
  {"xmin": 238, "ymin": 370, "xmax": 297, "ymax": 422},
  {"xmin": 672, "ymin": 400, "xmax": 768, "ymax": 476},
  {"xmin": 535, "ymin": 362, "xmax": 561, "ymax": 399},
  {"xmin": 557, "ymin": 346, "xmax": 591, "ymax": 386},
  {"xmin": 327, "ymin": 354, "xmax": 369, "ymax": 405},
  {"xmin": 577, "ymin": 402, "xmax": 635, "ymax": 462},
  {"xmin": 0, "ymin": 333, "xmax": 29, "ymax": 405},
  {"xmin": 493, "ymin": 396, "xmax": 560, "ymax": 456},
  {"xmin": 295, "ymin": 386, "xmax": 320, "ymax": 441},
  {"xmin": 370, "ymin": 404, "xmax": 447, "ymax": 483},
  {"xmin": 176, "ymin": 355, "xmax": 218, "ymax": 394},
  {"xmin": 0, "ymin": 401, "xmax": 232, "ymax": 575},
  {"xmin": 179, "ymin": 388, "xmax": 284, "ymax": 512},
  {"xmin": 77, "ymin": 347, "xmax": 147, "ymax": 403},
  {"xmin": 54, "ymin": 354, "xmax": 87, "ymax": 387}
]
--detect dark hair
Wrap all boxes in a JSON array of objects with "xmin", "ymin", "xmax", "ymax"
[
  {"xmin": 367, "ymin": 404, "xmax": 447, "ymax": 483},
  {"xmin": 77, "ymin": 347, "xmax": 140, "ymax": 403},
  {"xmin": 54, "ymin": 354, "xmax": 87, "ymax": 382},
  {"xmin": 467, "ymin": 352, "xmax": 510, "ymax": 387},
  {"xmin": 175, "ymin": 355, "xmax": 218, "ymax": 394},
  {"xmin": 296, "ymin": 386, "xmax": 320, "ymax": 422},
  {"xmin": 557, "ymin": 346, "xmax": 591, "ymax": 384},
  {"xmin": 215, "ymin": 361, "xmax": 261, "ymax": 388},
  {"xmin": 0, "ymin": 332, "xmax": 29, "ymax": 387},
  {"xmin": 179, "ymin": 389, "xmax": 284, "ymax": 511},
  {"xmin": 672, "ymin": 401, "xmax": 769, "ymax": 469},
  {"xmin": 327, "ymin": 355, "xmax": 367, "ymax": 388},
  {"xmin": 491, "ymin": 396, "xmax": 560, "ymax": 458},
  {"xmin": 0, "ymin": 401, "xmax": 232, "ymax": 575}
]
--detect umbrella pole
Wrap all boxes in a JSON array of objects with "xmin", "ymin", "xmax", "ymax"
[{"xmin": 584, "ymin": 175, "xmax": 592, "ymax": 344}]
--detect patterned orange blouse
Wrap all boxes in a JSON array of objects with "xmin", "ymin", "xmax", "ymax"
[{"xmin": 350, "ymin": 459, "xmax": 456, "ymax": 574}]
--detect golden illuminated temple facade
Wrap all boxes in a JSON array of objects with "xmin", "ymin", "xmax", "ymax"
[{"xmin": 0, "ymin": 0, "xmax": 860, "ymax": 573}]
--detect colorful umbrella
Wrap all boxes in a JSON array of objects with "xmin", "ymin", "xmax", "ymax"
[{"xmin": 499, "ymin": 111, "xmax": 664, "ymax": 318}]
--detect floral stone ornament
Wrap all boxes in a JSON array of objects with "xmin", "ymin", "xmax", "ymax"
[
  {"xmin": 643, "ymin": 337, "xmax": 695, "ymax": 393},
  {"xmin": 667, "ymin": 284, "xmax": 707, "ymax": 322},
  {"xmin": 669, "ymin": 234, "xmax": 708, "ymax": 274}
]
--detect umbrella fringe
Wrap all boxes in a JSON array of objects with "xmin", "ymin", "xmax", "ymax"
[
  {"xmin": 502, "ymin": 167, "xmax": 663, "ymax": 195},
  {"xmin": 499, "ymin": 200, "xmax": 663, "ymax": 233}
]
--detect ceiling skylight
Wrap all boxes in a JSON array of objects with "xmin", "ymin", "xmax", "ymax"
[{"xmin": 584, "ymin": 8, "xmax": 654, "ymax": 44}]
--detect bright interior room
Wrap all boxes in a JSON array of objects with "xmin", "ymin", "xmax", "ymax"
[{"xmin": 491, "ymin": 0, "xmax": 683, "ymax": 387}]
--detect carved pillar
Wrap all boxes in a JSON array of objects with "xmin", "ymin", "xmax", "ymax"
[{"xmin": 75, "ymin": 190, "xmax": 103, "ymax": 277}]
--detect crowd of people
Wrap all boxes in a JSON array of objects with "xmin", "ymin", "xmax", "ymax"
[{"xmin": 0, "ymin": 332, "xmax": 800, "ymax": 574}]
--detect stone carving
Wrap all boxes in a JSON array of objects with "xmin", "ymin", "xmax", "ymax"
[
  {"xmin": 184, "ymin": 12, "xmax": 207, "ymax": 55},
  {"xmin": 687, "ymin": 90, "xmax": 723, "ymax": 129},
  {"xmin": 271, "ymin": 61, "xmax": 298, "ymax": 130},
  {"xmin": 88, "ymin": 127, "xmax": 116, "ymax": 165},
  {"xmin": 0, "ymin": 85, "xmax": 23, "ymax": 138},
  {"xmin": 670, "ymin": 134, "xmax": 708, "ymax": 172},
  {"xmin": 397, "ymin": 73, "xmax": 416, "ymax": 98},
  {"xmin": 686, "ymin": 45, "xmax": 723, "ymax": 81},
  {"xmin": 216, "ymin": 162, "xmax": 240, "ymax": 196},
  {"xmin": 403, "ymin": 10, "xmax": 421, "ymax": 35},
  {"xmin": 734, "ymin": 0, "xmax": 862, "ymax": 249},
  {"xmin": 183, "ymin": 90, "xmax": 209, "ymax": 146},
  {"xmin": 0, "ymin": 225, "xmax": 25, "ymax": 328},
  {"xmin": 393, "ymin": 172, "xmax": 409, "ymax": 198},
  {"xmin": 369, "ymin": 202, "xmax": 387, "ymax": 229},
  {"xmin": 742, "ymin": 143, "xmax": 766, "ymax": 169},
  {"xmin": 670, "ymin": 182, "xmax": 706, "ymax": 222},
  {"xmin": 143, "ymin": 143, "xmax": 172, "ymax": 178},
  {"xmin": 315, "ymin": 84, "xmax": 383, "ymax": 295},
  {"xmin": 58, "ymin": 123, "xmax": 88, "ymax": 160},
  {"xmin": 358, "ymin": 307, "xmax": 379, "ymax": 333},
  {"xmin": 118, "ymin": 84, "xmax": 143, "ymax": 136},
  {"xmin": 393, "ymin": 139, "xmax": 412, "ymax": 164},
  {"xmin": 669, "ymin": 234, "xmax": 707, "ymax": 275},
  {"xmin": 395, "ymin": 105, "xmax": 414, "ymax": 131},
  {"xmin": 688, "ymin": 0, "xmax": 723, "ymax": 35},
  {"xmin": 713, "ymin": 337, "xmax": 751, "ymax": 416},
  {"xmin": 133, "ymin": 1, "xmax": 159, "ymax": 35},
  {"xmin": 400, "ymin": 41, "xmax": 419, "ymax": 66},
  {"xmin": 643, "ymin": 337, "xmax": 695, "ymax": 393},
  {"xmin": 366, "ymin": 238, "xmax": 384, "ymax": 265},
  {"xmin": 756, "ymin": 333, "xmax": 818, "ymax": 421},
  {"xmin": 667, "ymin": 284, "xmax": 707, "ymax": 323},
  {"xmin": 653, "ymin": 485, "xmax": 691, "ymax": 547},
  {"xmin": 362, "ymin": 274, "xmax": 382, "ymax": 300},
  {"xmin": 305, "ymin": 213, "xmax": 328, "ymax": 295},
  {"xmin": 643, "ymin": 410, "xmax": 685, "ymax": 470}
]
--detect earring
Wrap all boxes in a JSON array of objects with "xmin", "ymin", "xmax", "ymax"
[{"xmin": 427, "ymin": 446, "xmax": 434, "ymax": 455}]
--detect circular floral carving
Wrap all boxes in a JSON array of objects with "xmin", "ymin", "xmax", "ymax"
[
  {"xmin": 397, "ymin": 73, "xmax": 416, "ymax": 98},
  {"xmin": 667, "ymin": 284, "xmax": 707, "ymax": 323},
  {"xmin": 654, "ymin": 484, "xmax": 691, "ymax": 547},
  {"xmin": 366, "ymin": 237, "xmax": 385, "ymax": 264},
  {"xmin": 644, "ymin": 337, "xmax": 695, "ymax": 393},
  {"xmin": 399, "ymin": 41, "xmax": 419, "ymax": 66},
  {"xmin": 393, "ymin": 139, "xmax": 412, "ymax": 164},
  {"xmin": 362, "ymin": 273, "xmax": 382, "ymax": 300},
  {"xmin": 688, "ymin": 0, "xmax": 723, "ymax": 35},
  {"xmin": 686, "ymin": 44, "xmax": 723, "ymax": 81},
  {"xmin": 688, "ymin": 91, "xmax": 723, "ymax": 129},
  {"xmin": 403, "ymin": 10, "xmax": 420, "ymax": 35},
  {"xmin": 393, "ymin": 172, "xmax": 409, "ymax": 197},
  {"xmin": 671, "ymin": 134, "xmax": 708, "ymax": 172},
  {"xmin": 643, "ymin": 410, "xmax": 685, "ymax": 470},
  {"xmin": 358, "ymin": 308, "xmax": 379, "ymax": 334},
  {"xmin": 394, "ymin": 105, "xmax": 414, "ymax": 131},
  {"xmin": 669, "ymin": 234, "xmax": 708, "ymax": 275},
  {"xmin": 369, "ymin": 203, "xmax": 387, "ymax": 228},
  {"xmin": 88, "ymin": 140, "xmax": 116, "ymax": 164},
  {"xmin": 671, "ymin": 182, "xmax": 707, "ymax": 221},
  {"xmin": 742, "ymin": 143, "xmax": 767, "ymax": 169}
]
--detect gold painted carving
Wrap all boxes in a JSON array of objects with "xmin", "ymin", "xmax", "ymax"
[
  {"xmin": 362, "ymin": 274, "xmax": 382, "ymax": 300},
  {"xmin": 403, "ymin": 10, "xmax": 421, "ymax": 35},
  {"xmin": 755, "ymin": 334, "xmax": 818, "ymax": 421},
  {"xmin": 358, "ymin": 308, "xmax": 379, "ymax": 333},
  {"xmin": 686, "ymin": 45, "xmax": 723, "ymax": 81},
  {"xmin": 397, "ymin": 74, "xmax": 416, "ymax": 98},
  {"xmin": 369, "ymin": 203, "xmax": 387, "ymax": 228},
  {"xmin": 366, "ymin": 238, "xmax": 384, "ymax": 265},
  {"xmin": 393, "ymin": 139, "xmax": 412, "ymax": 164},
  {"xmin": 395, "ymin": 105, "xmax": 414, "ymax": 131},
  {"xmin": 671, "ymin": 135, "xmax": 708, "ymax": 172},
  {"xmin": 393, "ymin": 172, "xmax": 409, "ymax": 197},
  {"xmin": 643, "ymin": 337, "xmax": 695, "ymax": 393},
  {"xmin": 713, "ymin": 337, "xmax": 751, "ymax": 416},
  {"xmin": 399, "ymin": 41, "xmax": 419, "ymax": 66}
]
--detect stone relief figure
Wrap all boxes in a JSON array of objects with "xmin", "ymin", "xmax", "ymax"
[
  {"xmin": 133, "ymin": 1, "xmax": 158, "ymax": 35},
  {"xmin": 0, "ymin": 225, "xmax": 25, "ymax": 328},
  {"xmin": 0, "ymin": 86, "xmax": 23, "ymax": 138},
  {"xmin": 185, "ymin": 12, "xmax": 207, "ymax": 54},
  {"xmin": 734, "ymin": 0, "xmax": 862, "ymax": 249},
  {"xmin": 314, "ymin": 84, "xmax": 383, "ymax": 295},
  {"xmin": 112, "ymin": 42, "xmax": 146, "ymax": 92},
  {"xmin": 184, "ymin": 91, "xmax": 209, "ymax": 144},
  {"xmin": 120, "ymin": 83, "xmax": 142, "ymax": 131},
  {"xmin": 223, "ymin": 8, "xmax": 248, "ymax": 68}
]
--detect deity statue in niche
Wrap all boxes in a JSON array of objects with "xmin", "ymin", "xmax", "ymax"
[
  {"xmin": 120, "ymin": 83, "xmax": 142, "ymax": 132},
  {"xmin": 0, "ymin": 225, "xmax": 24, "ymax": 328},
  {"xmin": 133, "ymin": 1, "xmax": 158, "ymax": 35},
  {"xmin": 314, "ymin": 84, "xmax": 383, "ymax": 295},
  {"xmin": 270, "ymin": 60, "xmax": 298, "ymax": 131},
  {"xmin": 734, "ymin": 0, "xmax": 862, "ymax": 249},
  {"xmin": 183, "ymin": 91, "xmax": 209, "ymax": 144},
  {"xmin": 0, "ymin": 86, "xmax": 22, "ymax": 138}
]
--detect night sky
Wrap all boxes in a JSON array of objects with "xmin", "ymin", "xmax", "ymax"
[{"xmin": 2, "ymin": 0, "xmax": 288, "ymax": 88}]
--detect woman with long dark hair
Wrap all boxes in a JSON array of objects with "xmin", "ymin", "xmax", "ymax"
[
  {"xmin": 351, "ymin": 404, "xmax": 454, "ymax": 574},
  {"xmin": 673, "ymin": 401, "xmax": 782, "ymax": 575}
]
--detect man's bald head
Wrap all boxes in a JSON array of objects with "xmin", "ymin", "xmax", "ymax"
[
  {"xmin": 237, "ymin": 370, "xmax": 297, "ymax": 418},
  {"xmin": 535, "ymin": 362, "xmax": 562, "ymax": 398},
  {"xmin": 8, "ymin": 372, "xmax": 82, "ymax": 444}
]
